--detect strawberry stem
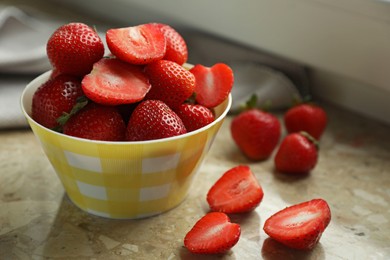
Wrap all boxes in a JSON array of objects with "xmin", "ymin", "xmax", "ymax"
[
  {"xmin": 54, "ymin": 95, "xmax": 89, "ymax": 131},
  {"xmin": 300, "ymin": 131, "xmax": 319, "ymax": 150}
]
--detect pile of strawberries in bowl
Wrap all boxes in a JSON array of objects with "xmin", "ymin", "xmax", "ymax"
[{"xmin": 31, "ymin": 22, "xmax": 234, "ymax": 141}]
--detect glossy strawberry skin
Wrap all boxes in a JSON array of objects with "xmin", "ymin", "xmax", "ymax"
[
  {"xmin": 274, "ymin": 132, "xmax": 318, "ymax": 174},
  {"xmin": 284, "ymin": 104, "xmax": 327, "ymax": 140},
  {"xmin": 154, "ymin": 23, "xmax": 188, "ymax": 65},
  {"xmin": 231, "ymin": 109, "xmax": 281, "ymax": 161},
  {"xmin": 184, "ymin": 212, "xmax": 241, "ymax": 254},
  {"xmin": 63, "ymin": 103, "xmax": 126, "ymax": 141},
  {"xmin": 125, "ymin": 100, "xmax": 187, "ymax": 141},
  {"xmin": 190, "ymin": 63, "xmax": 234, "ymax": 108},
  {"xmin": 81, "ymin": 58, "xmax": 151, "ymax": 105},
  {"xmin": 47, "ymin": 22, "xmax": 104, "ymax": 77},
  {"xmin": 207, "ymin": 165, "xmax": 264, "ymax": 214},
  {"xmin": 263, "ymin": 199, "xmax": 331, "ymax": 250},
  {"xmin": 32, "ymin": 75, "xmax": 84, "ymax": 129},
  {"xmin": 106, "ymin": 23, "xmax": 166, "ymax": 65},
  {"xmin": 144, "ymin": 60, "xmax": 195, "ymax": 109},
  {"xmin": 175, "ymin": 104, "xmax": 215, "ymax": 132}
]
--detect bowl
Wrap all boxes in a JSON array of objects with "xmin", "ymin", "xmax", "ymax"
[{"xmin": 20, "ymin": 70, "xmax": 232, "ymax": 219}]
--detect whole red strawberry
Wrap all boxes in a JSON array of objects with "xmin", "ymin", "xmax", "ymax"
[
  {"xmin": 190, "ymin": 63, "xmax": 234, "ymax": 108},
  {"xmin": 47, "ymin": 22, "xmax": 104, "ymax": 77},
  {"xmin": 274, "ymin": 132, "xmax": 318, "ymax": 174},
  {"xmin": 175, "ymin": 103, "xmax": 214, "ymax": 132},
  {"xmin": 32, "ymin": 75, "xmax": 83, "ymax": 129},
  {"xmin": 207, "ymin": 165, "xmax": 264, "ymax": 214},
  {"xmin": 154, "ymin": 23, "xmax": 188, "ymax": 65},
  {"xmin": 184, "ymin": 212, "xmax": 241, "ymax": 254},
  {"xmin": 63, "ymin": 103, "xmax": 126, "ymax": 141},
  {"xmin": 263, "ymin": 199, "xmax": 331, "ymax": 250},
  {"xmin": 144, "ymin": 60, "xmax": 195, "ymax": 109},
  {"xmin": 284, "ymin": 103, "xmax": 327, "ymax": 140},
  {"xmin": 231, "ymin": 109, "xmax": 281, "ymax": 161},
  {"xmin": 126, "ymin": 100, "xmax": 187, "ymax": 141}
]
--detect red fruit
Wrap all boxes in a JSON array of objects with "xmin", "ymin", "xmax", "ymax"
[
  {"xmin": 207, "ymin": 165, "xmax": 263, "ymax": 214},
  {"xmin": 154, "ymin": 23, "xmax": 188, "ymax": 65},
  {"xmin": 81, "ymin": 58, "xmax": 151, "ymax": 105},
  {"xmin": 190, "ymin": 63, "xmax": 234, "ymax": 108},
  {"xmin": 284, "ymin": 103, "xmax": 327, "ymax": 140},
  {"xmin": 32, "ymin": 75, "xmax": 83, "ymax": 129},
  {"xmin": 63, "ymin": 103, "xmax": 126, "ymax": 141},
  {"xmin": 144, "ymin": 60, "xmax": 195, "ymax": 109},
  {"xmin": 175, "ymin": 103, "xmax": 215, "ymax": 132},
  {"xmin": 106, "ymin": 23, "xmax": 166, "ymax": 65},
  {"xmin": 126, "ymin": 100, "xmax": 187, "ymax": 141},
  {"xmin": 184, "ymin": 212, "xmax": 241, "ymax": 254},
  {"xmin": 47, "ymin": 22, "xmax": 104, "ymax": 77},
  {"xmin": 230, "ymin": 109, "xmax": 281, "ymax": 161},
  {"xmin": 274, "ymin": 132, "xmax": 318, "ymax": 174},
  {"xmin": 263, "ymin": 198, "xmax": 331, "ymax": 250}
]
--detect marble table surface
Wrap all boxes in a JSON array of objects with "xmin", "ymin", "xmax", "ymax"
[{"xmin": 1, "ymin": 103, "xmax": 389, "ymax": 260}]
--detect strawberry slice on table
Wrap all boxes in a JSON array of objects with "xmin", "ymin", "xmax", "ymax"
[
  {"xmin": 125, "ymin": 100, "xmax": 187, "ymax": 141},
  {"xmin": 175, "ymin": 103, "xmax": 215, "ymax": 132},
  {"xmin": 190, "ymin": 63, "xmax": 234, "ymax": 108},
  {"xmin": 184, "ymin": 212, "xmax": 241, "ymax": 254},
  {"xmin": 46, "ymin": 22, "xmax": 105, "ymax": 77},
  {"xmin": 263, "ymin": 198, "xmax": 331, "ymax": 250},
  {"xmin": 106, "ymin": 23, "xmax": 166, "ymax": 65},
  {"xmin": 144, "ymin": 60, "xmax": 195, "ymax": 109},
  {"xmin": 81, "ymin": 58, "xmax": 151, "ymax": 105},
  {"xmin": 63, "ymin": 103, "xmax": 126, "ymax": 141},
  {"xmin": 207, "ymin": 165, "xmax": 264, "ymax": 214},
  {"xmin": 153, "ymin": 23, "xmax": 188, "ymax": 65}
]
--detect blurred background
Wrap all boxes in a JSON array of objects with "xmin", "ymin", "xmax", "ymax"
[{"xmin": 1, "ymin": 0, "xmax": 390, "ymax": 128}]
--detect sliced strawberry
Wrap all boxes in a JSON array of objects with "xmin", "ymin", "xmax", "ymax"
[
  {"xmin": 184, "ymin": 212, "xmax": 241, "ymax": 254},
  {"xmin": 263, "ymin": 199, "xmax": 331, "ymax": 250},
  {"xmin": 153, "ymin": 23, "xmax": 188, "ymax": 65},
  {"xmin": 106, "ymin": 23, "xmax": 166, "ymax": 65},
  {"xmin": 190, "ymin": 63, "xmax": 234, "ymax": 108},
  {"xmin": 81, "ymin": 58, "xmax": 151, "ymax": 105},
  {"xmin": 207, "ymin": 165, "xmax": 264, "ymax": 214},
  {"xmin": 175, "ymin": 103, "xmax": 215, "ymax": 132}
]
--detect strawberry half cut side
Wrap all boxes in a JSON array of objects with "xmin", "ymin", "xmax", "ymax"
[
  {"xmin": 190, "ymin": 63, "xmax": 234, "ymax": 108},
  {"xmin": 184, "ymin": 212, "xmax": 241, "ymax": 254},
  {"xmin": 207, "ymin": 165, "xmax": 264, "ymax": 214},
  {"xmin": 263, "ymin": 198, "xmax": 331, "ymax": 250},
  {"xmin": 106, "ymin": 23, "xmax": 166, "ymax": 65},
  {"xmin": 82, "ymin": 58, "xmax": 151, "ymax": 105}
]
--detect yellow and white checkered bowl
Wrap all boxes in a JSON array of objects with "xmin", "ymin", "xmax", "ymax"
[{"xmin": 21, "ymin": 71, "xmax": 232, "ymax": 219}]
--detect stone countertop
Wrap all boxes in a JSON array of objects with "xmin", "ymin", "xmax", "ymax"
[{"xmin": 1, "ymin": 103, "xmax": 389, "ymax": 259}]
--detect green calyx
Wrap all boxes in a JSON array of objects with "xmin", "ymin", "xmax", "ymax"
[
  {"xmin": 53, "ymin": 95, "xmax": 89, "ymax": 132},
  {"xmin": 299, "ymin": 131, "xmax": 319, "ymax": 150}
]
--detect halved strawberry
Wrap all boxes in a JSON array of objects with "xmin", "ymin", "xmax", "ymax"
[
  {"xmin": 153, "ymin": 23, "xmax": 188, "ymax": 65},
  {"xmin": 81, "ymin": 58, "xmax": 151, "ymax": 105},
  {"xmin": 190, "ymin": 63, "xmax": 234, "ymax": 108},
  {"xmin": 207, "ymin": 165, "xmax": 264, "ymax": 214},
  {"xmin": 184, "ymin": 212, "xmax": 241, "ymax": 254},
  {"xmin": 263, "ymin": 199, "xmax": 331, "ymax": 250},
  {"xmin": 106, "ymin": 23, "xmax": 166, "ymax": 65}
]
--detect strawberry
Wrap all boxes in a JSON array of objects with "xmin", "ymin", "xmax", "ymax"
[
  {"xmin": 174, "ymin": 103, "xmax": 215, "ymax": 132},
  {"xmin": 284, "ymin": 103, "xmax": 327, "ymax": 140},
  {"xmin": 207, "ymin": 165, "xmax": 263, "ymax": 214},
  {"xmin": 125, "ymin": 100, "xmax": 187, "ymax": 141},
  {"xmin": 81, "ymin": 58, "xmax": 151, "ymax": 105},
  {"xmin": 190, "ymin": 63, "xmax": 234, "ymax": 108},
  {"xmin": 184, "ymin": 212, "xmax": 241, "ymax": 254},
  {"xmin": 230, "ymin": 109, "xmax": 281, "ymax": 161},
  {"xmin": 47, "ymin": 22, "xmax": 104, "ymax": 77},
  {"xmin": 153, "ymin": 23, "xmax": 188, "ymax": 65},
  {"xmin": 32, "ymin": 75, "xmax": 84, "ymax": 129},
  {"xmin": 63, "ymin": 103, "xmax": 126, "ymax": 141},
  {"xmin": 274, "ymin": 132, "xmax": 318, "ymax": 174},
  {"xmin": 144, "ymin": 60, "xmax": 195, "ymax": 109},
  {"xmin": 106, "ymin": 23, "xmax": 166, "ymax": 65},
  {"xmin": 263, "ymin": 198, "xmax": 331, "ymax": 250}
]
